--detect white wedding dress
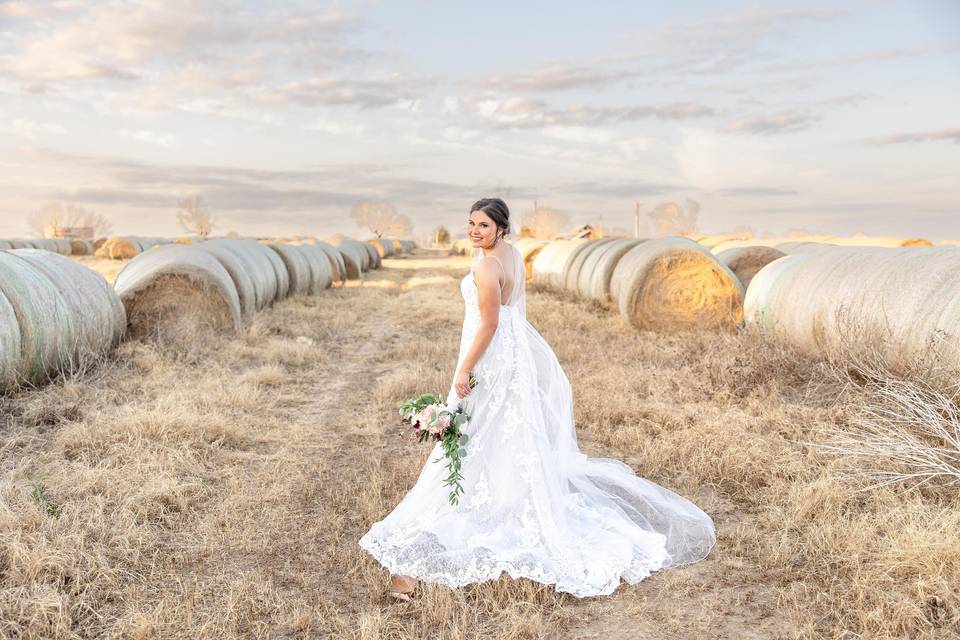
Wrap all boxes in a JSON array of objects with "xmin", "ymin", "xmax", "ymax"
[{"xmin": 359, "ymin": 242, "xmax": 716, "ymax": 597}]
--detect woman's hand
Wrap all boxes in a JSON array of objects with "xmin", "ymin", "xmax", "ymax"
[{"xmin": 454, "ymin": 369, "xmax": 473, "ymax": 399}]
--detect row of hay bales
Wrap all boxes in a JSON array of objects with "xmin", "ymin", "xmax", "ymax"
[
  {"xmin": 112, "ymin": 235, "xmax": 402, "ymax": 342},
  {"xmin": 528, "ymin": 236, "xmax": 745, "ymax": 333},
  {"xmin": 0, "ymin": 249, "xmax": 125, "ymax": 391},
  {"xmin": 526, "ymin": 235, "xmax": 960, "ymax": 391},
  {"xmin": 0, "ymin": 238, "xmax": 74, "ymax": 254}
]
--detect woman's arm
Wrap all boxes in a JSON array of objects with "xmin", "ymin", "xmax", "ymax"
[{"xmin": 454, "ymin": 258, "xmax": 502, "ymax": 397}]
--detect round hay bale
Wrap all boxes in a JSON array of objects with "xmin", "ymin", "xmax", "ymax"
[
  {"xmin": 7, "ymin": 239, "xmax": 32, "ymax": 249},
  {"xmin": 92, "ymin": 237, "xmax": 108, "ymax": 251},
  {"xmin": 531, "ymin": 240, "xmax": 570, "ymax": 288},
  {"xmin": 326, "ymin": 234, "xmax": 368, "ymax": 272},
  {"xmin": 312, "ymin": 241, "xmax": 345, "ymax": 283},
  {"xmin": 363, "ymin": 242, "xmax": 381, "ymax": 269},
  {"xmin": 564, "ymin": 238, "xmax": 619, "ymax": 293},
  {"xmin": 716, "ymin": 246, "xmax": 786, "ymax": 292},
  {"xmin": 0, "ymin": 239, "xmax": 12, "ymax": 250},
  {"xmin": 688, "ymin": 234, "xmax": 751, "ymax": 249},
  {"xmin": 11, "ymin": 249, "xmax": 125, "ymax": 370},
  {"xmin": 115, "ymin": 244, "xmax": 242, "ymax": 341},
  {"xmin": 615, "ymin": 237, "xmax": 744, "ymax": 333},
  {"xmin": 745, "ymin": 247, "xmax": 960, "ymax": 389},
  {"xmin": 541, "ymin": 238, "xmax": 590, "ymax": 289},
  {"xmin": 514, "ymin": 239, "xmax": 548, "ymax": 281},
  {"xmin": 100, "ymin": 236, "xmax": 140, "ymax": 260},
  {"xmin": 70, "ymin": 239, "xmax": 94, "ymax": 255},
  {"xmin": 587, "ymin": 239, "xmax": 646, "ymax": 303},
  {"xmin": 0, "ymin": 287, "xmax": 21, "ymax": 390},
  {"xmin": 390, "ymin": 239, "xmax": 402, "ymax": 253},
  {"xmin": 290, "ymin": 244, "xmax": 333, "ymax": 293},
  {"xmin": 268, "ymin": 243, "xmax": 312, "ymax": 296},
  {"xmin": 369, "ymin": 238, "xmax": 393, "ymax": 258},
  {"xmin": 256, "ymin": 240, "xmax": 290, "ymax": 301},
  {"xmin": 208, "ymin": 239, "xmax": 280, "ymax": 309},
  {"xmin": 0, "ymin": 251, "xmax": 75, "ymax": 385},
  {"xmin": 53, "ymin": 238, "xmax": 72, "ymax": 255},
  {"xmin": 194, "ymin": 242, "xmax": 259, "ymax": 319}
]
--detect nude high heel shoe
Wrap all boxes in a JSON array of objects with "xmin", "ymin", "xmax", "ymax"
[{"xmin": 388, "ymin": 574, "xmax": 419, "ymax": 602}]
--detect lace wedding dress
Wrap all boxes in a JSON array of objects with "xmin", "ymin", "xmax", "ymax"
[{"xmin": 359, "ymin": 242, "xmax": 716, "ymax": 597}]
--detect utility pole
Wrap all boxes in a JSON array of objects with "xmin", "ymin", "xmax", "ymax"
[{"xmin": 634, "ymin": 201, "xmax": 641, "ymax": 239}]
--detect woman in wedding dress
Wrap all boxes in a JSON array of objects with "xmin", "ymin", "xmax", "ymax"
[{"xmin": 359, "ymin": 198, "xmax": 716, "ymax": 601}]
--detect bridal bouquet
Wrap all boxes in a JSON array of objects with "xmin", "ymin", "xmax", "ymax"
[{"xmin": 397, "ymin": 373, "xmax": 477, "ymax": 506}]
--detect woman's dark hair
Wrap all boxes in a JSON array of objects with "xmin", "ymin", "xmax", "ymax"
[{"xmin": 469, "ymin": 198, "xmax": 511, "ymax": 238}]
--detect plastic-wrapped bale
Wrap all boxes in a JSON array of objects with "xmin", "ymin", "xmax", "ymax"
[
  {"xmin": 0, "ymin": 251, "xmax": 76, "ymax": 386},
  {"xmin": 390, "ymin": 239, "xmax": 402, "ymax": 253},
  {"xmin": 314, "ymin": 241, "xmax": 346, "ymax": 283},
  {"xmin": 115, "ymin": 244, "xmax": 242, "ymax": 341},
  {"xmin": 531, "ymin": 239, "xmax": 590, "ymax": 290},
  {"xmin": 290, "ymin": 244, "xmax": 333, "ymax": 293},
  {"xmin": 363, "ymin": 242, "xmax": 381, "ymax": 269},
  {"xmin": 53, "ymin": 238, "xmax": 72, "ymax": 255},
  {"xmin": 0, "ymin": 239, "xmax": 12, "ymax": 250},
  {"xmin": 580, "ymin": 238, "xmax": 645, "ymax": 302},
  {"xmin": 0, "ymin": 287, "xmax": 21, "ymax": 389},
  {"xmin": 207, "ymin": 239, "xmax": 280, "ymax": 309},
  {"xmin": 12, "ymin": 249, "xmax": 125, "ymax": 372},
  {"xmin": 268, "ymin": 243, "xmax": 312, "ymax": 296},
  {"xmin": 401, "ymin": 240, "xmax": 416, "ymax": 252},
  {"xmin": 7, "ymin": 239, "xmax": 33, "ymax": 249},
  {"xmin": 369, "ymin": 238, "xmax": 393, "ymax": 258},
  {"xmin": 193, "ymin": 242, "xmax": 259, "ymax": 319},
  {"xmin": 254, "ymin": 240, "xmax": 290, "ymax": 301},
  {"xmin": 70, "ymin": 239, "xmax": 94, "ymax": 255},
  {"xmin": 716, "ymin": 246, "xmax": 786, "ymax": 292},
  {"xmin": 564, "ymin": 238, "xmax": 620, "ymax": 294},
  {"xmin": 337, "ymin": 236, "xmax": 371, "ymax": 272},
  {"xmin": 613, "ymin": 237, "xmax": 744, "ymax": 333},
  {"xmin": 744, "ymin": 247, "xmax": 960, "ymax": 389},
  {"xmin": 514, "ymin": 238, "xmax": 548, "ymax": 282}
]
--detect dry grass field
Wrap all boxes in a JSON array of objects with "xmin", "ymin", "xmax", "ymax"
[{"xmin": 1, "ymin": 249, "xmax": 957, "ymax": 639}]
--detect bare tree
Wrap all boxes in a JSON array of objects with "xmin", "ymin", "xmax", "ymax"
[
  {"xmin": 177, "ymin": 195, "xmax": 215, "ymax": 238},
  {"xmin": 26, "ymin": 202, "xmax": 113, "ymax": 237},
  {"xmin": 522, "ymin": 203, "xmax": 570, "ymax": 240},
  {"xmin": 351, "ymin": 201, "xmax": 412, "ymax": 238},
  {"xmin": 647, "ymin": 198, "xmax": 700, "ymax": 236}
]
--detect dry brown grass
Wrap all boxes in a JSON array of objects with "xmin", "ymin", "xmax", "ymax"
[{"xmin": 0, "ymin": 248, "xmax": 956, "ymax": 639}]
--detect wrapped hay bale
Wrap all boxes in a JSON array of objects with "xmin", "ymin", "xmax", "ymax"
[
  {"xmin": 0, "ymin": 240, "xmax": 12, "ymax": 250},
  {"xmin": 12, "ymin": 249, "xmax": 125, "ymax": 371},
  {"xmin": 7, "ymin": 239, "xmax": 33, "ymax": 249},
  {"xmin": 543, "ymin": 238, "xmax": 590, "ymax": 289},
  {"xmin": 207, "ymin": 239, "xmax": 280, "ymax": 309},
  {"xmin": 0, "ymin": 251, "xmax": 76, "ymax": 385},
  {"xmin": 745, "ymin": 247, "xmax": 960, "ymax": 389},
  {"xmin": 337, "ymin": 236, "xmax": 371, "ymax": 272},
  {"xmin": 369, "ymin": 238, "xmax": 393, "ymax": 258},
  {"xmin": 514, "ymin": 238, "xmax": 548, "ymax": 282},
  {"xmin": 564, "ymin": 238, "xmax": 619, "ymax": 293},
  {"xmin": 53, "ymin": 238, "xmax": 72, "ymax": 255},
  {"xmin": 614, "ymin": 237, "xmax": 744, "ymax": 333},
  {"xmin": 314, "ymin": 241, "xmax": 346, "ymax": 283},
  {"xmin": 70, "ymin": 239, "xmax": 94, "ymax": 255},
  {"xmin": 716, "ymin": 246, "xmax": 786, "ymax": 292},
  {"xmin": 531, "ymin": 240, "xmax": 583, "ymax": 289},
  {"xmin": 0, "ymin": 288, "xmax": 21, "ymax": 390},
  {"xmin": 268, "ymin": 243, "xmax": 312, "ymax": 296},
  {"xmin": 363, "ymin": 242, "xmax": 381, "ymax": 269},
  {"xmin": 290, "ymin": 244, "xmax": 333, "ymax": 293},
  {"xmin": 194, "ymin": 242, "xmax": 259, "ymax": 319},
  {"xmin": 255, "ymin": 240, "xmax": 291, "ymax": 301},
  {"xmin": 390, "ymin": 239, "xmax": 402, "ymax": 253},
  {"xmin": 115, "ymin": 244, "xmax": 242, "ymax": 341},
  {"xmin": 579, "ymin": 238, "xmax": 644, "ymax": 301}
]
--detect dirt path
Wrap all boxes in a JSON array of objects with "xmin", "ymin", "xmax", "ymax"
[{"xmin": 278, "ymin": 251, "xmax": 793, "ymax": 639}]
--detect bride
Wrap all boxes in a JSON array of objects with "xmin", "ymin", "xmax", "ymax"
[{"xmin": 359, "ymin": 198, "xmax": 716, "ymax": 601}]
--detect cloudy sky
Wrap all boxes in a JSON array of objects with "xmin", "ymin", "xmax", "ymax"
[{"xmin": 0, "ymin": 0, "xmax": 957, "ymax": 242}]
